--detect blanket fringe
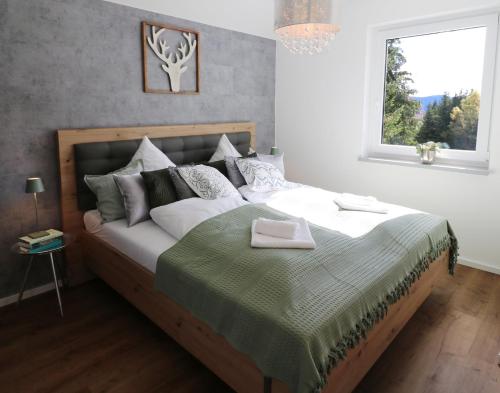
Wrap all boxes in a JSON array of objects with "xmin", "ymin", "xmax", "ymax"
[{"xmin": 312, "ymin": 233, "xmax": 458, "ymax": 393}]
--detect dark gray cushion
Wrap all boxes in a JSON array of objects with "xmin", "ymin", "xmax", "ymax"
[
  {"xmin": 74, "ymin": 132, "xmax": 251, "ymax": 211},
  {"xmin": 205, "ymin": 160, "xmax": 229, "ymax": 178},
  {"xmin": 113, "ymin": 173, "xmax": 150, "ymax": 226},
  {"xmin": 225, "ymin": 153, "xmax": 257, "ymax": 188},
  {"xmin": 141, "ymin": 169, "xmax": 178, "ymax": 209},
  {"xmin": 168, "ymin": 167, "xmax": 197, "ymax": 200}
]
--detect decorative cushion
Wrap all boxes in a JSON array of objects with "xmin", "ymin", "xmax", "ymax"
[
  {"xmin": 168, "ymin": 167, "xmax": 198, "ymax": 200},
  {"xmin": 129, "ymin": 136, "xmax": 176, "ymax": 171},
  {"xmin": 205, "ymin": 159, "xmax": 229, "ymax": 179},
  {"xmin": 84, "ymin": 160, "xmax": 143, "ymax": 222},
  {"xmin": 257, "ymin": 153, "xmax": 285, "ymax": 175},
  {"xmin": 224, "ymin": 153, "xmax": 257, "ymax": 189},
  {"xmin": 141, "ymin": 168, "xmax": 178, "ymax": 209},
  {"xmin": 177, "ymin": 165, "xmax": 240, "ymax": 200},
  {"xmin": 113, "ymin": 173, "xmax": 150, "ymax": 226},
  {"xmin": 235, "ymin": 158, "xmax": 286, "ymax": 192},
  {"xmin": 209, "ymin": 134, "xmax": 242, "ymax": 162}
]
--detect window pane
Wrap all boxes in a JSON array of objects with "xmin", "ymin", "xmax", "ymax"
[{"xmin": 382, "ymin": 27, "xmax": 486, "ymax": 150}]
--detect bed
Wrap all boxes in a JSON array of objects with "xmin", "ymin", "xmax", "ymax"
[{"xmin": 57, "ymin": 122, "xmax": 454, "ymax": 393}]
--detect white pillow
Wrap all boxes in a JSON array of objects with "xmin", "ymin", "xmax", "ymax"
[
  {"xmin": 209, "ymin": 134, "xmax": 242, "ymax": 162},
  {"xmin": 257, "ymin": 153, "xmax": 285, "ymax": 175},
  {"xmin": 130, "ymin": 136, "xmax": 176, "ymax": 171},
  {"xmin": 236, "ymin": 158, "xmax": 287, "ymax": 192},
  {"xmin": 150, "ymin": 196, "xmax": 248, "ymax": 240},
  {"xmin": 177, "ymin": 165, "xmax": 240, "ymax": 200}
]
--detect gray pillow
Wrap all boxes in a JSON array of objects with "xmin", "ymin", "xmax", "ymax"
[
  {"xmin": 168, "ymin": 167, "xmax": 197, "ymax": 200},
  {"xmin": 113, "ymin": 173, "xmax": 150, "ymax": 227},
  {"xmin": 257, "ymin": 153, "xmax": 285, "ymax": 175},
  {"xmin": 84, "ymin": 160, "xmax": 143, "ymax": 222},
  {"xmin": 225, "ymin": 155, "xmax": 257, "ymax": 188}
]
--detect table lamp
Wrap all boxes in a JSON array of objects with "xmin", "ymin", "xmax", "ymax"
[{"xmin": 25, "ymin": 177, "xmax": 48, "ymax": 238}]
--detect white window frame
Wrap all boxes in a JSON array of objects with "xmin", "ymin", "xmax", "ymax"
[{"xmin": 362, "ymin": 11, "xmax": 499, "ymax": 168}]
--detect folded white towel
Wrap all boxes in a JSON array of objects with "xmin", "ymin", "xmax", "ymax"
[
  {"xmin": 251, "ymin": 217, "xmax": 316, "ymax": 249},
  {"xmin": 254, "ymin": 218, "xmax": 299, "ymax": 240},
  {"xmin": 334, "ymin": 194, "xmax": 388, "ymax": 214}
]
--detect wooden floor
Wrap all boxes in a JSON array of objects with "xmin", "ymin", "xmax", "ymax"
[{"xmin": 0, "ymin": 265, "xmax": 498, "ymax": 393}]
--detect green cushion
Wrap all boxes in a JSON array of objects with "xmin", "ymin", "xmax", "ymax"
[
  {"xmin": 141, "ymin": 168, "xmax": 178, "ymax": 209},
  {"xmin": 84, "ymin": 160, "xmax": 143, "ymax": 222}
]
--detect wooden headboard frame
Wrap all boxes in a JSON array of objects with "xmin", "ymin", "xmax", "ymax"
[{"xmin": 57, "ymin": 122, "xmax": 256, "ymax": 285}]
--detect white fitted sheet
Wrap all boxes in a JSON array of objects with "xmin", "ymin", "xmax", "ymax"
[
  {"xmin": 84, "ymin": 183, "xmax": 421, "ymax": 272},
  {"xmin": 239, "ymin": 183, "xmax": 421, "ymax": 238},
  {"xmin": 84, "ymin": 210, "xmax": 177, "ymax": 273}
]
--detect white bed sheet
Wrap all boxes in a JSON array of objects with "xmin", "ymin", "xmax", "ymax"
[
  {"xmin": 83, "ymin": 183, "xmax": 421, "ymax": 272},
  {"xmin": 83, "ymin": 210, "xmax": 177, "ymax": 273},
  {"xmin": 239, "ymin": 183, "xmax": 421, "ymax": 238}
]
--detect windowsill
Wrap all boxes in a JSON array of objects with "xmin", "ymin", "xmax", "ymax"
[{"xmin": 359, "ymin": 156, "xmax": 490, "ymax": 175}]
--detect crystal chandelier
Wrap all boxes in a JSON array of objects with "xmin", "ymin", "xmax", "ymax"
[{"xmin": 275, "ymin": 0, "xmax": 341, "ymax": 55}]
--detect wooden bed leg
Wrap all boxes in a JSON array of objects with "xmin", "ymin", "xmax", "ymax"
[{"xmin": 264, "ymin": 377, "xmax": 273, "ymax": 393}]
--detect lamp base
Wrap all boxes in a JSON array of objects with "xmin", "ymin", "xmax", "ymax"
[{"xmin": 27, "ymin": 230, "xmax": 50, "ymax": 239}]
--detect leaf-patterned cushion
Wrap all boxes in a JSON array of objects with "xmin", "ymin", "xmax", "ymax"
[
  {"xmin": 177, "ymin": 165, "xmax": 240, "ymax": 200},
  {"xmin": 235, "ymin": 159, "xmax": 287, "ymax": 192}
]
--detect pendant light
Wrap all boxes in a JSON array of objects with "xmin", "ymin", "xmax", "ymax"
[{"xmin": 275, "ymin": 0, "xmax": 341, "ymax": 55}]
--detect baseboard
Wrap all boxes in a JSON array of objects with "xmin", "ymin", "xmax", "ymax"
[
  {"xmin": 0, "ymin": 281, "xmax": 62, "ymax": 308},
  {"xmin": 458, "ymin": 257, "xmax": 500, "ymax": 275}
]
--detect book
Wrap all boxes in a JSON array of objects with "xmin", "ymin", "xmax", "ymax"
[
  {"xmin": 27, "ymin": 231, "xmax": 50, "ymax": 239},
  {"xmin": 19, "ymin": 229, "xmax": 63, "ymax": 246},
  {"xmin": 20, "ymin": 238, "xmax": 64, "ymax": 254},
  {"xmin": 22, "ymin": 237, "xmax": 61, "ymax": 249}
]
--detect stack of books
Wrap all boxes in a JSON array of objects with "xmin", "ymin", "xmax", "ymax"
[{"xmin": 19, "ymin": 229, "xmax": 64, "ymax": 254}]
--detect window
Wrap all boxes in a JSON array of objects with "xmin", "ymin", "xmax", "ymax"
[{"xmin": 363, "ymin": 12, "xmax": 499, "ymax": 168}]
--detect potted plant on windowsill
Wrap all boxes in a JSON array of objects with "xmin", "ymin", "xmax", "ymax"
[{"xmin": 416, "ymin": 141, "xmax": 441, "ymax": 164}]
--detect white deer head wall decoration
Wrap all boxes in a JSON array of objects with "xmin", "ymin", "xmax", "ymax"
[{"xmin": 146, "ymin": 26, "xmax": 198, "ymax": 93}]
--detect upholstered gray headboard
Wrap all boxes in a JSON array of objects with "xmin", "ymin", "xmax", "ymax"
[{"xmin": 74, "ymin": 132, "xmax": 251, "ymax": 211}]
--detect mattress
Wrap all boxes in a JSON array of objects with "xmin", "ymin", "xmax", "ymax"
[
  {"xmin": 83, "ymin": 210, "xmax": 177, "ymax": 273},
  {"xmin": 84, "ymin": 183, "xmax": 420, "ymax": 272}
]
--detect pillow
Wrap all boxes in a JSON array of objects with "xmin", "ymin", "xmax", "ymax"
[
  {"xmin": 150, "ymin": 196, "xmax": 248, "ymax": 240},
  {"xmin": 205, "ymin": 159, "xmax": 229, "ymax": 178},
  {"xmin": 257, "ymin": 153, "xmax": 285, "ymax": 175},
  {"xmin": 235, "ymin": 159, "xmax": 287, "ymax": 192},
  {"xmin": 177, "ymin": 165, "xmax": 240, "ymax": 200},
  {"xmin": 141, "ymin": 169, "xmax": 178, "ymax": 209},
  {"xmin": 224, "ymin": 153, "xmax": 257, "ymax": 189},
  {"xmin": 168, "ymin": 167, "xmax": 198, "ymax": 200},
  {"xmin": 84, "ymin": 160, "xmax": 143, "ymax": 222},
  {"xmin": 129, "ymin": 136, "xmax": 176, "ymax": 171},
  {"xmin": 209, "ymin": 134, "xmax": 242, "ymax": 162},
  {"xmin": 113, "ymin": 173, "xmax": 150, "ymax": 226}
]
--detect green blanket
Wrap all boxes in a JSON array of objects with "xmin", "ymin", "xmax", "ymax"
[{"xmin": 155, "ymin": 204, "xmax": 457, "ymax": 393}]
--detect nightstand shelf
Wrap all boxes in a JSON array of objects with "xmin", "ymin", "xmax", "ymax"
[{"xmin": 12, "ymin": 234, "xmax": 73, "ymax": 317}]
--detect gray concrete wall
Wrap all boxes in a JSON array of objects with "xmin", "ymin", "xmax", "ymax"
[{"xmin": 0, "ymin": 0, "xmax": 276, "ymax": 299}]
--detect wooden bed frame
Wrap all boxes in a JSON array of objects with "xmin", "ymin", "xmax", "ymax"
[{"xmin": 57, "ymin": 122, "xmax": 449, "ymax": 393}]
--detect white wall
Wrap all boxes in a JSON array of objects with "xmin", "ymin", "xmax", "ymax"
[
  {"xmin": 276, "ymin": 0, "xmax": 500, "ymax": 274},
  {"xmin": 103, "ymin": 0, "xmax": 275, "ymax": 39}
]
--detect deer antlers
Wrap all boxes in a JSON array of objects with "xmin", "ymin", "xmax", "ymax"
[{"xmin": 147, "ymin": 26, "xmax": 197, "ymax": 71}]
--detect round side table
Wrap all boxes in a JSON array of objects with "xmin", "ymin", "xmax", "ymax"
[{"xmin": 11, "ymin": 234, "xmax": 73, "ymax": 317}]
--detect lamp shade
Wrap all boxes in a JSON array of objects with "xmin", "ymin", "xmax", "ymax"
[
  {"xmin": 25, "ymin": 177, "xmax": 45, "ymax": 193},
  {"xmin": 275, "ymin": 0, "xmax": 341, "ymax": 55}
]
